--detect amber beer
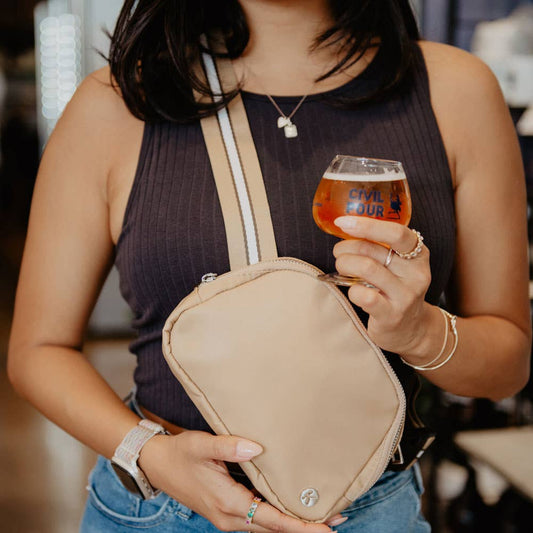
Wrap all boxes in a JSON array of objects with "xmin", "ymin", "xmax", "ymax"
[{"xmin": 313, "ymin": 171, "xmax": 412, "ymax": 240}]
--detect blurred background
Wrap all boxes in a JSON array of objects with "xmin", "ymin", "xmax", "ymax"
[{"xmin": 0, "ymin": 1, "xmax": 532, "ymax": 531}]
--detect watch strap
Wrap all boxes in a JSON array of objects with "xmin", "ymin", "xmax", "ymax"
[
  {"xmin": 111, "ymin": 419, "xmax": 168, "ymax": 499},
  {"xmin": 114, "ymin": 419, "xmax": 167, "ymax": 464}
]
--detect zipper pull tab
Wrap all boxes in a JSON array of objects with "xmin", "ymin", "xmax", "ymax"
[{"xmin": 201, "ymin": 273, "xmax": 218, "ymax": 284}]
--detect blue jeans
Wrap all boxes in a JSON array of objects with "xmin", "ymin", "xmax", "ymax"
[{"xmin": 80, "ymin": 390, "xmax": 431, "ymax": 532}]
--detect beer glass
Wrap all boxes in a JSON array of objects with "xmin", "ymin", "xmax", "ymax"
[{"xmin": 313, "ymin": 155, "xmax": 412, "ymax": 286}]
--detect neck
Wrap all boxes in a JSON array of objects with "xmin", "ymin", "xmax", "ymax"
[
  {"xmin": 234, "ymin": 0, "xmax": 376, "ymax": 96},
  {"xmin": 234, "ymin": 0, "xmax": 335, "ymax": 94},
  {"xmin": 239, "ymin": 0, "xmax": 333, "ymax": 60}
]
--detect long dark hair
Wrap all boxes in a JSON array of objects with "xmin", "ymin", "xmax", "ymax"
[{"xmin": 108, "ymin": 1, "xmax": 420, "ymax": 123}]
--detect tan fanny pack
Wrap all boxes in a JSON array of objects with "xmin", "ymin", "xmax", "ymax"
[{"xmin": 161, "ymin": 35, "xmax": 406, "ymax": 523}]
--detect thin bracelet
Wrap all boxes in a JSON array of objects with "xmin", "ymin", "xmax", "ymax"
[
  {"xmin": 400, "ymin": 307, "xmax": 448, "ymax": 369},
  {"xmin": 407, "ymin": 308, "xmax": 449, "ymax": 369},
  {"xmin": 401, "ymin": 310, "xmax": 458, "ymax": 371},
  {"xmin": 418, "ymin": 313, "xmax": 458, "ymax": 371}
]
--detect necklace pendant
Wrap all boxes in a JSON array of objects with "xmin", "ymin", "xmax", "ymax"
[
  {"xmin": 284, "ymin": 122, "xmax": 298, "ymax": 138},
  {"xmin": 277, "ymin": 116, "xmax": 291, "ymax": 128}
]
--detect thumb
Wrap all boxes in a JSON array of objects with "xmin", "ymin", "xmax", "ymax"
[{"xmin": 206, "ymin": 434, "xmax": 263, "ymax": 462}]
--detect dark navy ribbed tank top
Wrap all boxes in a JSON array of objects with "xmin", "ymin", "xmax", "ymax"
[{"xmin": 114, "ymin": 42, "xmax": 455, "ymax": 432}]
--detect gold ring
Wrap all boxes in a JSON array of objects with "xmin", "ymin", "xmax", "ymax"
[
  {"xmin": 394, "ymin": 229, "xmax": 424, "ymax": 260},
  {"xmin": 245, "ymin": 496, "xmax": 261, "ymax": 526}
]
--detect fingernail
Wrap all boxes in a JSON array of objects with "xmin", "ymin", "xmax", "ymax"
[
  {"xmin": 334, "ymin": 216, "xmax": 358, "ymax": 229},
  {"xmin": 327, "ymin": 516, "xmax": 348, "ymax": 527},
  {"xmin": 236, "ymin": 441, "xmax": 263, "ymax": 460}
]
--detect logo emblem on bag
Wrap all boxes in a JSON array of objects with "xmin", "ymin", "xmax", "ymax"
[{"xmin": 300, "ymin": 488, "xmax": 319, "ymax": 507}]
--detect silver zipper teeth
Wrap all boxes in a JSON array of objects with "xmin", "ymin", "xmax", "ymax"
[
  {"xmin": 274, "ymin": 258, "xmax": 409, "ymax": 491},
  {"xmin": 199, "ymin": 258, "xmax": 407, "ymax": 490},
  {"xmin": 199, "ymin": 257, "xmax": 318, "ymax": 285},
  {"xmin": 314, "ymin": 261, "xmax": 407, "ymax": 493}
]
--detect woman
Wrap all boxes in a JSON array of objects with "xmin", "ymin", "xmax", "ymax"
[{"xmin": 7, "ymin": 0, "xmax": 530, "ymax": 531}]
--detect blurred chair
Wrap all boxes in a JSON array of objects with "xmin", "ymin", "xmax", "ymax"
[{"xmin": 452, "ymin": 426, "xmax": 533, "ymax": 532}]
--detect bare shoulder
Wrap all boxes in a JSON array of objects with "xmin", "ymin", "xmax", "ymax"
[
  {"xmin": 8, "ymin": 66, "xmax": 143, "ymax": 353},
  {"xmin": 417, "ymin": 40, "xmax": 499, "ymax": 90},
  {"xmin": 58, "ymin": 65, "xmax": 140, "ymax": 141},
  {"xmin": 417, "ymin": 40, "xmax": 484, "ymax": 64},
  {"xmin": 416, "ymin": 41, "xmax": 510, "ymax": 186},
  {"xmin": 49, "ymin": 65, "xmax": 144, "ymax": 211}
]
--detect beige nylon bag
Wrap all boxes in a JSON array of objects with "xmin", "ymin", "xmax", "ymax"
[{"xmin": 161, "ymin": 35, "xmax": 406, "ymax": 523}]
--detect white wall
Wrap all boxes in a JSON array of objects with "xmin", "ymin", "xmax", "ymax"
[{"xmin": 76, "ymin": 0, "xmax": 123, "ymax": 75}]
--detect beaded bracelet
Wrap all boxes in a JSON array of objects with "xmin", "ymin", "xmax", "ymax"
[{"xmin": 401, "ymin": 309, "xmax": 458, "ymax": 371}]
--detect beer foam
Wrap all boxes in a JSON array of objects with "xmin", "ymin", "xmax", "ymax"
[{"xmin": 323, "ymin": 171, "xmax": 406, "ymax": 182}]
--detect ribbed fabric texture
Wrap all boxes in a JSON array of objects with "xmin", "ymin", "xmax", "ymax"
[{"xmin": 114, "ymin": 43, "xmax": 455, "ymax": 432}]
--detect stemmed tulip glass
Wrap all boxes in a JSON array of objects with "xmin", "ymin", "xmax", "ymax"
[{"xmin": 312, "ymin": 155, "xmax": 412, "ymax": 286}]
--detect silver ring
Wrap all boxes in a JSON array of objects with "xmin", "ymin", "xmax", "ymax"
[
  {"xmin": 394, "ymin": 229, "xmax": 424, "ymax": 260},
  {"xmin": 384, "ymin": 247, "xmax": 394, "ymax": 268}
]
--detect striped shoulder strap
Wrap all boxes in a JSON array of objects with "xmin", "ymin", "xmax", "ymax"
[{"xmin": 197, "ymin": 33, "xmax": 278, "ymax": 270}]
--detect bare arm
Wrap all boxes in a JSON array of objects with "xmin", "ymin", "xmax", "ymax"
[
  {"xmin": 420, "ymin": 41, "xmax": 531, "ymax": 399},
  {"xmin": 7, "ymin": 69, "xmax": 142, "ymax": 458},
  {"xmin": 334, "ymin": 42, "xmax": 531, "ymax": 401},
  {"xmin": 7, "ymin": 68, "xmax": 338, "ymax": 532}
]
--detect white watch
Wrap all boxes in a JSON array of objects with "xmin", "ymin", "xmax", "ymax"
[{"xmin": 111, "ymin": 419, "xmax": 168, "ymax": 499}]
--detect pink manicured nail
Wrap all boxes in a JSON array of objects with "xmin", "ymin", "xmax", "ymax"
[
  {"xmin": 334, "ymin": 216, "xmax": 358, "ymax": 229},
  {"xmin": 327, "ymin": 516, "xmax": 348, "ymax": 527},
  {"xmin": 236, "ymin": 441, "xmax": 263, "ymax": 459}
]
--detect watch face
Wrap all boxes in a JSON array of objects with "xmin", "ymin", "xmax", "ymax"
[{"xmin": 111, "ymin": 462, "xmax": 145, "ymax": 498}]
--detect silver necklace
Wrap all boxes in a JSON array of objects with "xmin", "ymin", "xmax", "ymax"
[
  {"xmin": 265, "ymin": 93, "xmax": 308, "ymax": 138},
  {"xmin": 239, "ymin": 61, "xmax": 311, "ymax": 138}
]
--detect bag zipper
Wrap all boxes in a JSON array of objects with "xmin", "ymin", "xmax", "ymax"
[
  {"xmin": 201, "ymin": 273, "xmax": 219, "ymax": 283},
  {"xmin": 361, "ymin": 397, "xmax": 406, "ymax": 493},
  {"xmin": 277, "ymin": 258, "xmax": 409, "ymax": 487}
]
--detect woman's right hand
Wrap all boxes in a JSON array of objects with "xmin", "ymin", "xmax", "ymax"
[{"xmin": 139, "ymin": 430, "xmax": 343, "ymax": 532}]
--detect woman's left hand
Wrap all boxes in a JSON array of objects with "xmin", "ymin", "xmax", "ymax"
[{"xmin": 334, "ymin": 216, "xmax": 432, "ymax": 355}]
